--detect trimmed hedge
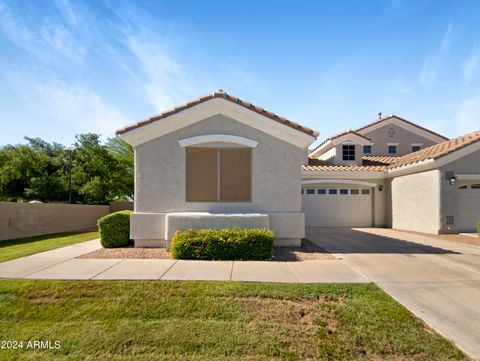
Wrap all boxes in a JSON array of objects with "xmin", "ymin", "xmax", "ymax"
[
  {"xmin": 97, "ymin": 210, "xmax": 133, "ymax": 248},
  {"xmin": 171, "ymin": 228, "xmax": 274, "ymax": 260}
]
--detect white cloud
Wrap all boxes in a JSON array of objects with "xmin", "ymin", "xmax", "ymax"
[
  {"xmin": 419, "ymin": 23, "xmax": 453, "ymax": 85},
  {"xmin": 33, "ymin": 79, "xmax": 129, "ymax": 137},
  {"xmin": 455, "ymin": 94, "xmax": 480, "ymax": 134},
  {"xmin": 463, "ymin": 47, "xmax": 480, "ymax": 84},
  {"xmin": 0, "ymin": 2, "xmax": 85, "ymax": 63},
  {"xmin": 3, "ymin": 70, "xmax": 128, "ymax": 137},
  {"xmin": 126, "ymin": 30, "xmax": 198, "ymax": 111}
]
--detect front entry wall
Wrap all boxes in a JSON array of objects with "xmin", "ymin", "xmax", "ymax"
[{"xmin": 391, "ymin": 169, "xmax": 441, "ymax": 234}]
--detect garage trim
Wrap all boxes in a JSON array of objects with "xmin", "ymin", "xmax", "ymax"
[{"xmin": 302, "ymin": 179, "xmax": 377, "ymax": 187}]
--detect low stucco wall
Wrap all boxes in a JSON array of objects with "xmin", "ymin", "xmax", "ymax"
[
  {"xmin": 0, "ymin": 202, "xmax": 109, "ymax": 241},
  {"xmin": 391, "ymin": 169, "xmax": 441, "ymax": 234},
  {"xmin": 131, "ymin": 211, "xmax": 304, "ymax": 247}
]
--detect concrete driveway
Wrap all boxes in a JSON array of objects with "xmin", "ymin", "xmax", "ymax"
[{"xmin": 306, "ymin": 227, "xmax": 480, "ymax": 360}]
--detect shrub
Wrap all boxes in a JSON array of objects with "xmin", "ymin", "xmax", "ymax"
[
  {"xmin": 170, "ymin": 228, "xmax": 274, "ymax": 260},
  {"xmin": 97, "ymin": 210, "xmax": 133, "ymax": 248},
  {"xmin": 477, "ymin": 221, "xmax": 480, "ymax": 235}
]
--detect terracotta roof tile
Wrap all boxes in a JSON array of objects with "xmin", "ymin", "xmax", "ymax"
[
  {"xmin": 117, "ymin": 90, "xmax": 319, "ymax": 137},
  {"xmin": 388, "ymin": 130, "xmax": 480, "ymax": 169},
  {"xmin": 302, "ymin": 164, "xmax": 386, "ymax": 172},
  {"xmin": 362, "ymin": 155, "xmax": 400, "ymax": 166},
  {"xmin": 355, "ymin": 114, "xmax": 449, "ymax": 140}
]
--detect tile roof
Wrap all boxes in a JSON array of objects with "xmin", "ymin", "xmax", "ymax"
[
  {"xmin": 302, "ymin": 164, "xmax": 386, "ymax": 172},
  {"xmin": 355, "ymin": 114, "xmax": 449, "ymax": 140},
  {"xmin": 304, "ymin": 157, "xmax": 387, "ymax": 171},
  {"xmin": 387, "ymin": 130, "xmax": 480, "ymax": 169},
  {"xmin": 116, "ymin": 90, "xmax": 319, "ymax": 137},
  {"xmin": 362, "ymin": 155, "xmax": 400, "ymax": 166}
]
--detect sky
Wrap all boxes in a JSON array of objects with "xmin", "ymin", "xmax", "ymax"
[{"xmin": 0, "ymin": 0, "xmax": 479, "ymax": 148}]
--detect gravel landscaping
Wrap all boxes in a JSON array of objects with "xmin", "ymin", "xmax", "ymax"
[{"xmin": 78, "ymin": 239, "xmax": 335, "ymax": 261}]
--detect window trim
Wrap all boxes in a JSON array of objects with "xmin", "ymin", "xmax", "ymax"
[
  {"xmin": 185, "ymin": 147, "xmax": 252, "ymax": 203},
  {"xmin": 411, "ymin": 143, "xmax": 422, "ymax": 152},
  {"xmin": 387, "ymin": 144, "xmax": 398, "ymax": 154},
  {"xmin": 179, "ymin": 134, "xmax": 259, "ymax": 148},
  {"xmin": 342, "ymin": 144, "xmax": 356, "ymax": 161}
]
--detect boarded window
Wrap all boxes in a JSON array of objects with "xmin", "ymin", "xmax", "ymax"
[
  {"xmin": 220, "ymin": 148, "xmax": 251, "ymax": 201},
  {"xmin": 186, "ymin": 148, "xmax": 218, "ymax": 201},
  {"xmin": 186, "ymin": 147, "xmax": 251, "ymax": 202}
]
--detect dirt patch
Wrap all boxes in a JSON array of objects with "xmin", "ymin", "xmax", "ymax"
[
  {"xmin": 274, "ymin": 239, "xmax": 336, "ymax": 261},
  {"xmin": 79, "ymin": 238, "xmax": 334, "ymax": 261},
  {"xmin": 397, "ymin": 229, "xmax": 480, "ymax": 246},
  {"xmin": 78, "ymin": 246, "xmax": 172, "ymax": 259},
  {"xmin": 240, "ymin": 296, "xmax": 327, "ymax": 328}
]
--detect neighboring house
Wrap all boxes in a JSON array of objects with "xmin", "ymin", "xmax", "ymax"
[
  {"xmin": 117, "ymin": 91, "xmax": 480, "ymax": 247},
  {"xmin": 305, "ymin": 115, "xmax": 480, "ymax": 234}
]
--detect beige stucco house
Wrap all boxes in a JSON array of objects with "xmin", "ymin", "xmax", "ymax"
[{"xmin": 117, "ymin": 91, "xmax": 480, "ymax": 247}]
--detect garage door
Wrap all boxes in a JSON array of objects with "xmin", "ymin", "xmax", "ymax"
[
  {"xmin": 457, "ymin": 184, "xmax": 480, "ymax": 232},
  {"xmin": 302, "ymin": 187, "xmax": 372, "ymax": 227}
]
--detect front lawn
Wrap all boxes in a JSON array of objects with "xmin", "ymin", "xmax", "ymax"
[
  {"xmin": 0, "ymin": 232, "xmax": 99, "ymax": 263},
  {"xmin": 0, "ymin": 280, "xmax": 467, "ymax": 360}
]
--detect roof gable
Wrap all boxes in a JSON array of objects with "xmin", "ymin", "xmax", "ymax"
[
  {"xmin": 309, "ymin": 130, "xmax": 371, "ymax": 157},
  {"xmin": 117, "ymin": 90, "xmax": 319, "ymax": 148},
  {"xmin": 356, "ymin": 114, "xmax": 448, "ymax": 143},
  {"xmin": 387, "ymin": 130, "xmax": 480, "ymax": 170}
]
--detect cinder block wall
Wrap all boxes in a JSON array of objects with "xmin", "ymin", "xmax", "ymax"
[{"xmin": 0, "ymin": 202, "xmax": 109, "ymax": 241}]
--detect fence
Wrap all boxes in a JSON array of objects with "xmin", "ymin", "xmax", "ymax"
[{"xmin": 0, "ymin": 201, "xmax": 110, "ymax": 241}]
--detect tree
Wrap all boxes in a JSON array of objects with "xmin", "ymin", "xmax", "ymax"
[
  {"xmin": 106, "ymin": 136, "xmax": 134, "ymax": 201},
  {"xmin": 0, "ymin": 134, "xmax": 135, "ymax": 204}
]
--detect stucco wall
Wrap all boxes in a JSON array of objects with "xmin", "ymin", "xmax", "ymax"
[
  {"xmin": 132, "ymin": 114, "xmax": 306, "ymax": 243},
  {"xmin": 135, "ymin": 114, "xmax": 304, "ymax": 213},
  {"xmin": 0, "ymin": 202, "xmax": 108, "ymax": 241},
  {"xmin": 438, "ymin": 149, "xmax": 480, "ymax": 233},
  {"xmin": 391, "ymin": 169, "xmax": 441, "ymax": 234},
  {"xmin": 362, "ymin": 123, "xmax": 438, "ymax": 156}
]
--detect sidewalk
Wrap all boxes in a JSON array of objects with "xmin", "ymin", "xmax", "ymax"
[{"xmin": 0, "ymin": 239, "xmax": 368, "ymax": 283}]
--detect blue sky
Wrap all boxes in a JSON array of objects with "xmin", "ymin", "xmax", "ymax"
[{"xmin": 1, "ymin": 0, "xmax": 479, "ymax": 148}]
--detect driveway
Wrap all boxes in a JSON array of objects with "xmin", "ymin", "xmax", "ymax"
[{"xmin": 306, "ymin": 227, "xmax": 480, "ymax": 360}]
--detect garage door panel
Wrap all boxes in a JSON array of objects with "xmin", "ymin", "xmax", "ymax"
[{"xmin": 302, "ymin": 188, "xmax": 372, "ymax": 227}]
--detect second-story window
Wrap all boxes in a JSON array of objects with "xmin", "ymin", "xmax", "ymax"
[
  {"xmin": 363, "ymin": 145, "xmax": 372, "ymax": 154},
  {"xmin": 342, "ymin": 144, "xmax": 355, "ymax": 160},
  {"xmin": 412, "ymin": 145, "xmax": 421, "ymax": 152},
  {"xmin": 388, "ymin": 145, "xmax": 397, "ymax": 154}
]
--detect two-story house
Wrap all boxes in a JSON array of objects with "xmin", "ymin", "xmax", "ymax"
[{"xmin": 303, "ymin": 114, "xmax": 480, "ymax": 234}]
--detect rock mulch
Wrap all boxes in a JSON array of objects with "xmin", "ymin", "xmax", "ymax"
[{"xmin": 78, "ymin": 239, "xmax": 335, "ymax": 262}]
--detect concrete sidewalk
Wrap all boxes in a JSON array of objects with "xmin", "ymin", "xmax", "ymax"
[{"xmin": 0, "ymin": 239, "xmax": 368, "ymax": 283}]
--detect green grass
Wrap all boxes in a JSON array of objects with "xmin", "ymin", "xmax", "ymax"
[
  {"xmin": 0, "ymin": 232, "xmax": 99, "ymax": 263},
  {"xmin": 0, "ymin": 280, "xmax": 468, "ymax": 360}
]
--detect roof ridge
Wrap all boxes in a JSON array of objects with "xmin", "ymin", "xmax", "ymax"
[
  {"xmin": 355, "ymin": 114, "xmax": 449, "ymax": 141},
  {"xmin": 117, "ymin": 90, "xmax": 319, "ymax": 137}
]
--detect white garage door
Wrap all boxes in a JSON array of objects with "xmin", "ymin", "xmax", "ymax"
[
  {"xmin": 457, "ymin": 184, "xmax": 480, "ymax": 232},
  {"xmin": 302, "ymin": 187, "xmax": 373, "ymax": 227}
]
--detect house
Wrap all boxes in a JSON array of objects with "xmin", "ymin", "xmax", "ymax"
[{"xmin": 117, "ymin": 90, "xmax": 480, "ymax": 247}]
